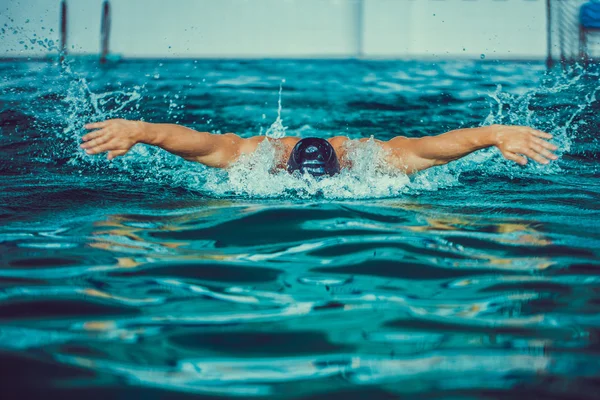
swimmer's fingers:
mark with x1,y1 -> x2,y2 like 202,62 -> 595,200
84,140 -> 118,155
84,121 -> 109,130
107,150 -> 128,161
504,152 -> 528,166
522,148 -> 550,165
82,128 -> 109,142
529,128 -> 553,140
531,143 -> 558,161
533,137 -> 558,151
81,132 -> 112,149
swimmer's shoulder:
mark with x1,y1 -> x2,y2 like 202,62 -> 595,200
238,135 -> 299,152
260,136 -> 301,169
327,136 -> 384,148
277,137 -> 301,147
328,136 -> 348,144
327,136 -> 351,150
229,135 -> 301,165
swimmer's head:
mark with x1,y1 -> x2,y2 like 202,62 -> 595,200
287,137 -> 340,178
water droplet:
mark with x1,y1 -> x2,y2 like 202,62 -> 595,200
463,48 -> 466,51
480,54 -> 486,60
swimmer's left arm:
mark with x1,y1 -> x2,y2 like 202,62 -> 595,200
383,125 -> 558,173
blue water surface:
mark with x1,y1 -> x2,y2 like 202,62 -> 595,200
0,58 -> 600,399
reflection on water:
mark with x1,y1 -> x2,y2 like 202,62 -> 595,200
2,196 -> 600,398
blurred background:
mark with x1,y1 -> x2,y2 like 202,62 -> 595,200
1,0 -> 551,59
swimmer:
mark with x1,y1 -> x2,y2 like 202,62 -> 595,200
81,119 -> 558,176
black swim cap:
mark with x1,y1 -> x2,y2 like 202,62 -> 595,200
287,138 -> 340,178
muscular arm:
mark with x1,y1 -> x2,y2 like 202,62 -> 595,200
380,125 -> 559,174
81,119 -> 266,167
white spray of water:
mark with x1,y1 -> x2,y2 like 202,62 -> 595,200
263,80 -> 288,139
475,66 -> 600,179
56,60 -> 200,187
61,71 -> 144,171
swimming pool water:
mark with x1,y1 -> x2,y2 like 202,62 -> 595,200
1,59 -> 600,399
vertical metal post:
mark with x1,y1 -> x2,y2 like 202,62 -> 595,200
579,25 -> 587,65
60,0 -> 67,61
100,0 -> 111,63
356,0 -> 364,58
546,0 -> 554,68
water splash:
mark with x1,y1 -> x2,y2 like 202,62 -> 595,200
263,80 -> 288,139
482,67 -> 598,156
52,60 -> 199,187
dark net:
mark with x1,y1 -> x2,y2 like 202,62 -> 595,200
548,0 -> 600,66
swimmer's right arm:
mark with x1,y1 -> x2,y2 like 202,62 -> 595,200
82,119 -> 265,167
381,125 -> 558,173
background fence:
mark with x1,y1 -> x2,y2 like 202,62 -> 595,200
547,0 -> 600,66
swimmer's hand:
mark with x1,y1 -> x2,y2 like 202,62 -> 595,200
81,119 -> 146,160
492,125 -> 558,165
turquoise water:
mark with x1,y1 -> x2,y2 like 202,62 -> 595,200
1,59 -> 600,399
